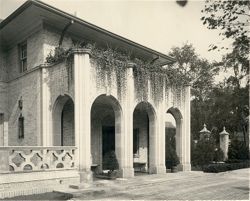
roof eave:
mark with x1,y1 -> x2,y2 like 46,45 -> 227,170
0,0 -> 176,63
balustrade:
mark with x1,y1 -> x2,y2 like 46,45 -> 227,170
0,146 -> 76,172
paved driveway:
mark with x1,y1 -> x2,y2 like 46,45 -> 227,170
70,168 -> 249,200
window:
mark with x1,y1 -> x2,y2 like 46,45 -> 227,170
133,128 -> 139,155
19,42 -> 27,72
18,114 -> 24,139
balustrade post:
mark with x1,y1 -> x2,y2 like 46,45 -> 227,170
0,149 -> 9,172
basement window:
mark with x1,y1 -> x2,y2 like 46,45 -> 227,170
19,42 -> 27,72
18,114 -> 24,139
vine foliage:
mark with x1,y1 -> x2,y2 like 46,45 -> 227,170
45,42 -> 189,103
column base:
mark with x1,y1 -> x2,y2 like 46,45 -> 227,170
79,170 -> 93,183
119,167 -> 134,178
148,165 -> 166,174
178,163 -> 191,171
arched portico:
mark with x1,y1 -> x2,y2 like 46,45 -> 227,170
133,101 -> 157,174
90,94 -> 123,172
166,107 -> 183,170
52,95 -> 75,146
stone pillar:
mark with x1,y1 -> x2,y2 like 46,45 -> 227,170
73,49 -> 92,183
154,102 -> 167,174
119,63 -> 135,178
0,149 -> 9,172
219,127 -> 229,161
41,66 -> 52,146
180,85 -> 191,171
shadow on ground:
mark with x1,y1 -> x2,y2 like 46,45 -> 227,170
2,191 -> 72,200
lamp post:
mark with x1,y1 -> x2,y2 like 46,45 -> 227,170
199,124 -> 211,141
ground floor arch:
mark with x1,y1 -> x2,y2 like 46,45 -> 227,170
133,102 -> 157,173
90,94 -> 122,171
166,107 -> 183,169
52,95 -> 75,146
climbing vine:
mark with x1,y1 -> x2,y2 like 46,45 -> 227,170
45,41 -> 189,103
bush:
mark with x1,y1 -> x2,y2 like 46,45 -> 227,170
203,161 -> 250,173
166,146 -> 180,169
214,148 -> 224,162
102,151 -> 119,171
165,131 -> 180,169
192,139 -> 215,166
228,138 -> 249,160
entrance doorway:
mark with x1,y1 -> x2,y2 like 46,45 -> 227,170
90,95 -> 122,171
102,126 -> 115,158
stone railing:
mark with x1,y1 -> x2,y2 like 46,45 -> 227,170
0,146 -> 76,173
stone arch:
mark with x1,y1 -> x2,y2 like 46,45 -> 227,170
52,95 -> 74,146
166,107 -> 183,167
133,101 -> 157,173
90,94 -> 123,170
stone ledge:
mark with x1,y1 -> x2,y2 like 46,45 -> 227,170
0,170 -> 80,199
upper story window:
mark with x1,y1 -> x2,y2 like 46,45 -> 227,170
19,42 -> 27,72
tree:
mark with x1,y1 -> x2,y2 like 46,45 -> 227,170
201,0 -> 249,84
168,44 -> 219,140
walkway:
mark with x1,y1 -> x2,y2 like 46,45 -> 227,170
68,168 -> 249,200
4,168 -> 250,200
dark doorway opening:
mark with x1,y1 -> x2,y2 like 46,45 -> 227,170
102,126 -> 115,169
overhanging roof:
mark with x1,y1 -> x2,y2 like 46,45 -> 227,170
0,0 -> 176,65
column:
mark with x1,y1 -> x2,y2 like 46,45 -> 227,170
219,127 -> 229,161
155,102 -> 167,174
41,66 -> 52,146
73,49 -> 92,182
120,63 -> 135,178
180,85 -> 191,171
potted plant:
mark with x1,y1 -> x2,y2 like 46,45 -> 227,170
97,151 -> 119,179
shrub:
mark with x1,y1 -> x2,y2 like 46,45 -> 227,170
165,131 -> 180,169
203,161 -> 250,173
192,139 -> 215,166
214,148 -> 224,162
228,138 -> 249,160
166,146 -> 180,169
102,151 -> 119,171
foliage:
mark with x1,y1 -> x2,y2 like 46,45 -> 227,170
192,138 -> 216,166
201,0 -> 250,84
201,0 -> 249,49
228,137 -> 249,161
46,47 -> 70,64
102,151 -> 119,171
165,128 -> 180,168
214,148 -> 224,162
203,161 -> 250,173
45,41 -> 190,103
168,43 -> 219,101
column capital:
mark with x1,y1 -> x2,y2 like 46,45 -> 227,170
127,62 -> 136,69
70,48 -> 92,56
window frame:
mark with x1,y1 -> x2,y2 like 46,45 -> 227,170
19,41 -> 27,73
18,114 -> 24,139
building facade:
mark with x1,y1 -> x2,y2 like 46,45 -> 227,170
0,0 -> 191,197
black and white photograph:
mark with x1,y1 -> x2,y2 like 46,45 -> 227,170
0,0 -> 249,200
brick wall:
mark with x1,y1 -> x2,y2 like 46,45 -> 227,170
7,29 -> 44,81
62,99 -> 74,146
7,70 -> 41,146
0,49 -> 7,82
